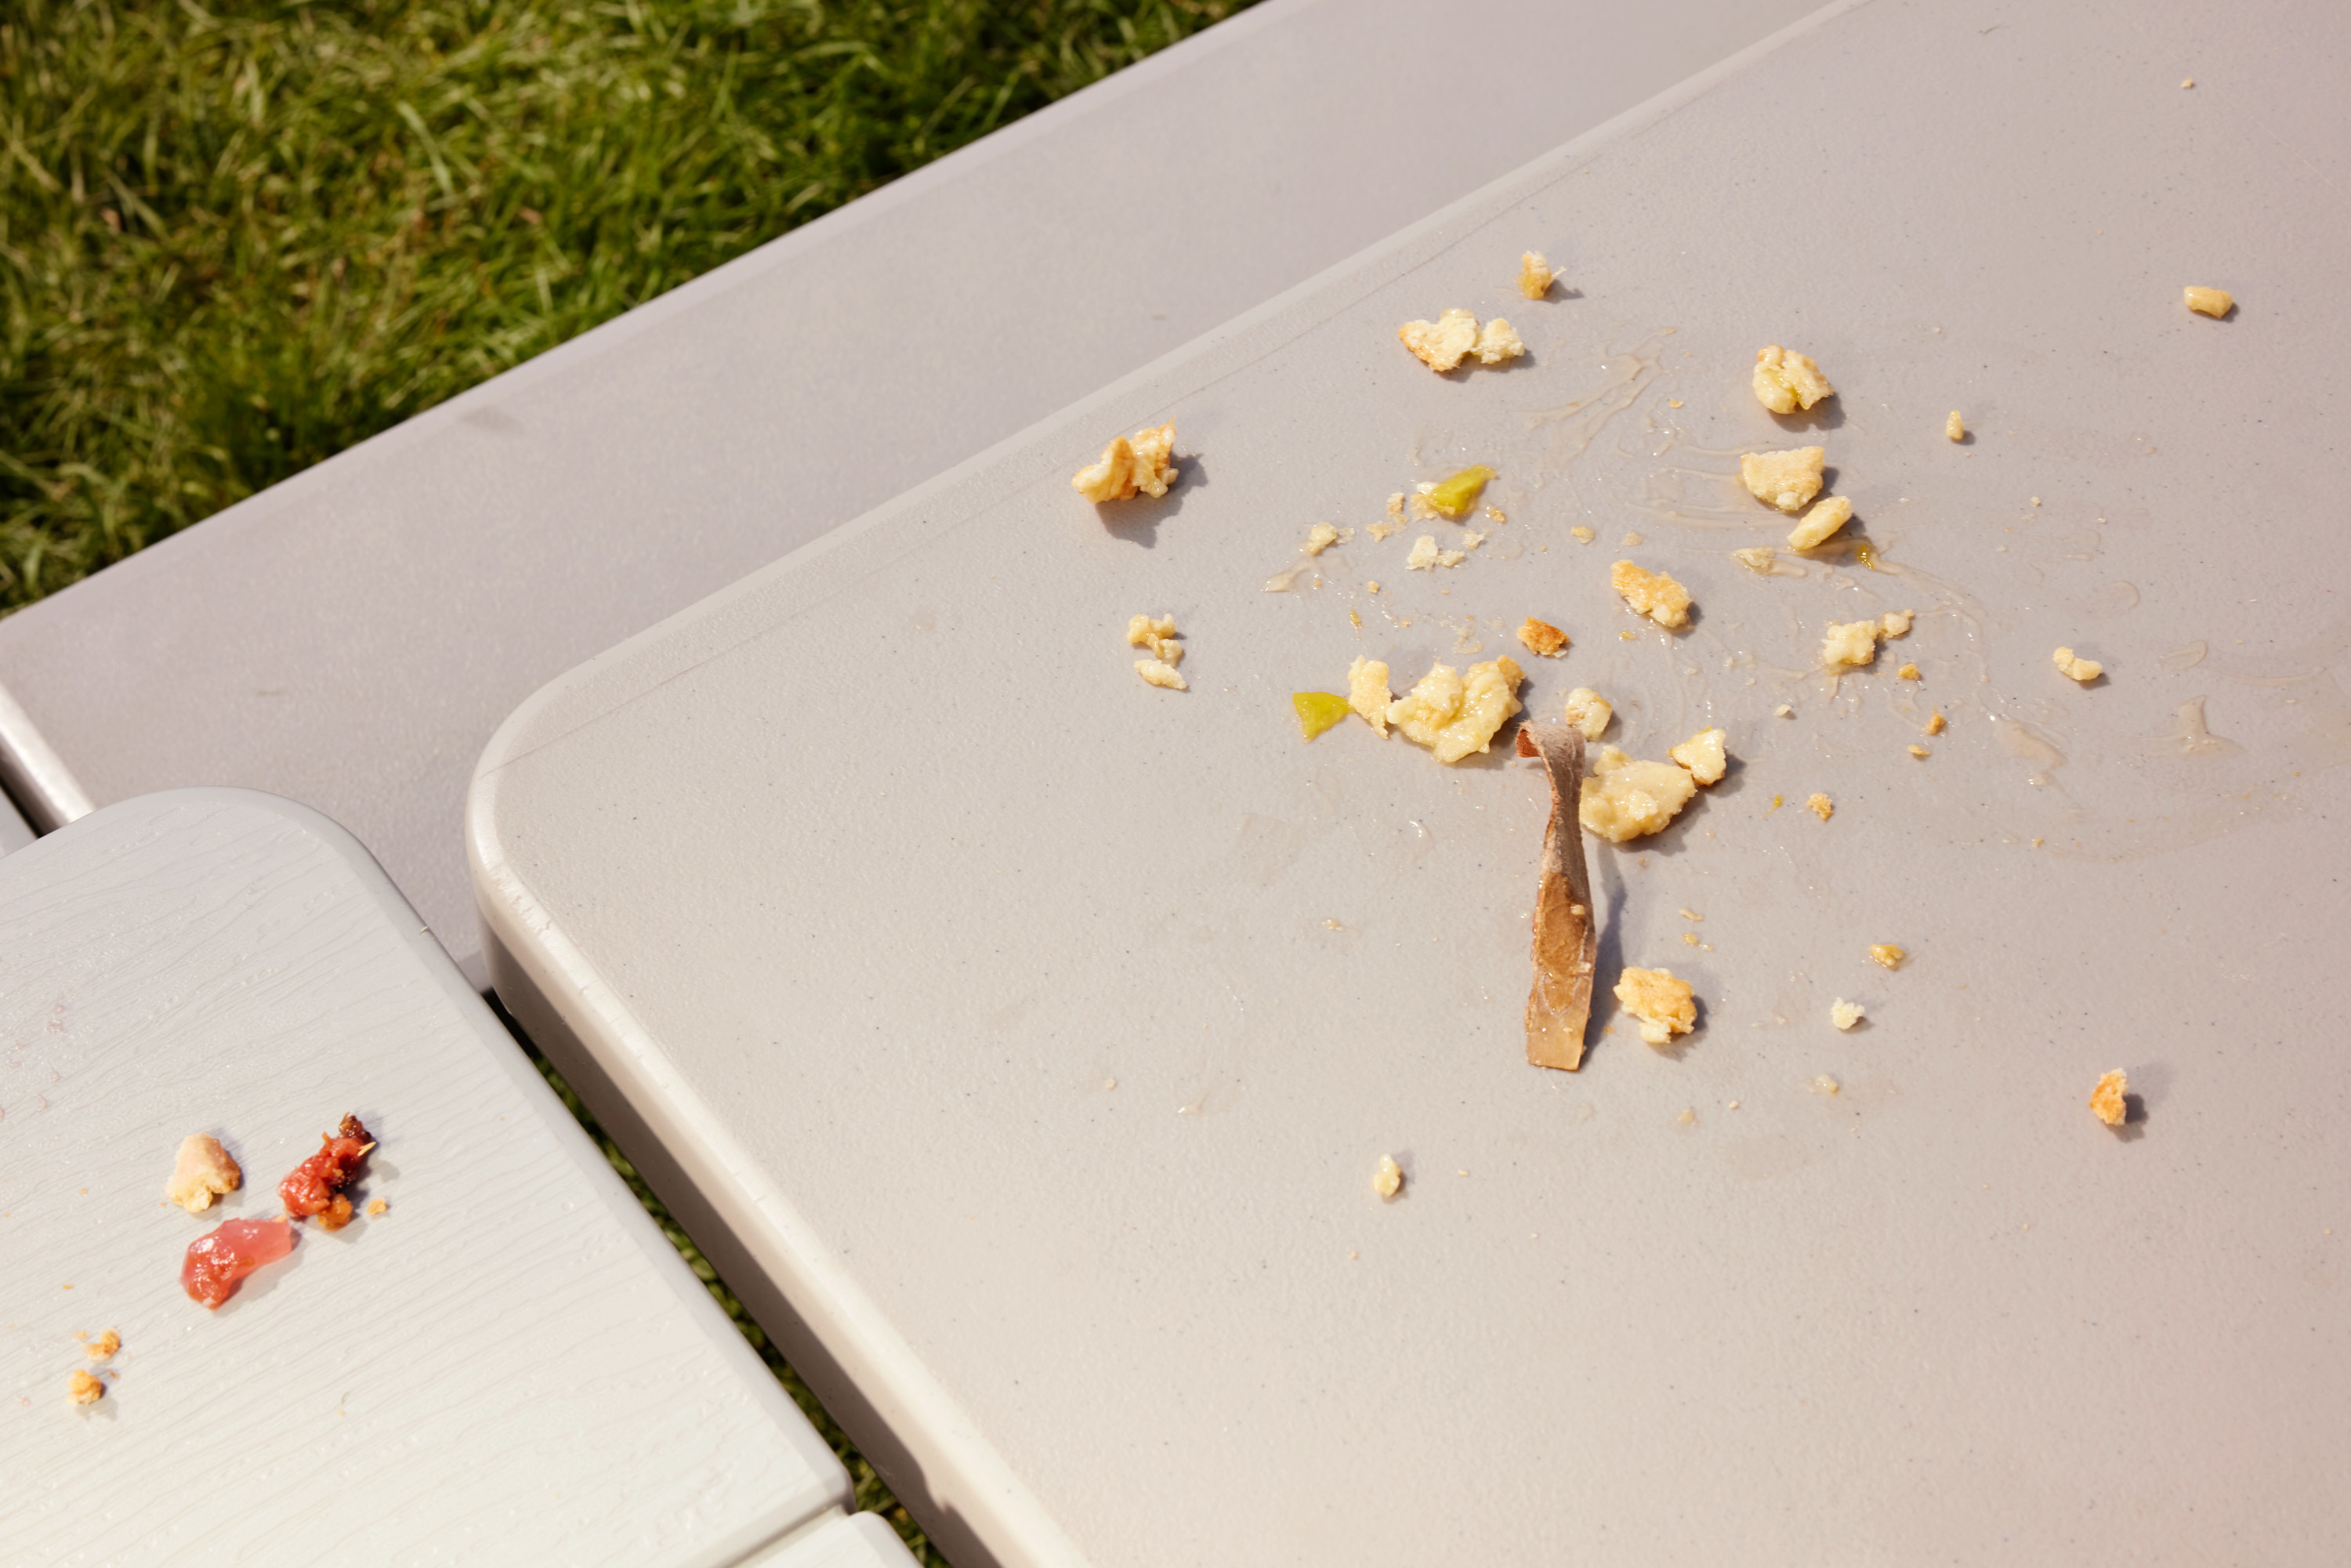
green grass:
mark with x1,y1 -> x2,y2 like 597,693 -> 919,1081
0,0 -> 1253,608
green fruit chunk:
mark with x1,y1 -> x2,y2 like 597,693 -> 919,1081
1291,691 -> 1353,740
1423,464 -> 1495,518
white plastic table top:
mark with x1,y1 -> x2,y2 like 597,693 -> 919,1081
470,1 -> 2351,1563
0,788 -> 875,1566
0,0 -> 1827,985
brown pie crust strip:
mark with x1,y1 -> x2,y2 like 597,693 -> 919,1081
1516,722 -> 1598,1070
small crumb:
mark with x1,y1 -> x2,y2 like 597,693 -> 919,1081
1812,1075 -> 1841,1095
1071,422 -> 1177,502
1880,610 -> 1914,638
1675,1108 -> 1697,1126
2032,836 -> 2045,847
1483,505 -> 1507,523
1773,704 -> 1794,718
1821,619 -> 1883,668
1786,494 -> 1853,550
1397,308 -> 1480,371
1621,531 -> 1644,547
1831,998 -> 1865,1030
1869,944 -> 1905,970
2089,1069 -> 2129,1127
1348,1250 -> 1359,1259
1135,658 -> 1186,690
365,1198 -> 388,1217
1349,608 -> 1363,629
2030,497 -> 2041,507
1741,446 -> 1826,513
1726,1100 -> 1741,1110
1610,560 -> 1693,628
1456,1168 -> 1469,1178
1474,318 -> 1526,365
1324,918 -> 1342,931
2184,284 -> 2233,317
1807,792 -> 1834,821
78,1330 -> 120,1362
1518,251 -> 1555,299
1668,726 -> 1728,785
1679,908 -> 1703,922
1897,662 -> 1921,681
2180,77 -> 2193,88
1461,530 -> 1487,550
1562,686 -> 1613,741
1926,710 -> 1947,734
1732,545 -> 1777,574
1946,411 -> 1965,441
1407,535 -> 1438,571
1125,613 -> 1182,664
1364,581 -> 1381,594
167,1134 -> 242,1214
1516,617 -> 1570,657
1347,656 -> 1393,736
67,1370 -> 103,1407
1303,523 -> 1341,556
1907,744 -> 1931,759
1751,346 -> 1835,413
1614,967 -> 1697,1047
1568,525 -> 1596,544
2052,646 -> 2103,683
1618,630 -> 1636,641
1668,398 -> 1684,409
1770,793 -> 1784,811
1372,1155 -> 1404,1199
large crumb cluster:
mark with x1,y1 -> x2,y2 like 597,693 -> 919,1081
1072,423 -> 1177,502
1387,657 -> 1523,763
1127,613 -> 1186,690
1614,967 -> 1697,1047
1398,309 -> 1525,372
1751,346 -> 1835,413
1741,446 -> 1825,513
1610,560 -> 1692,628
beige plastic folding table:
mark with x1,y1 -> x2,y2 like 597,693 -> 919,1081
0,789 -> 914,1568
472,1 -> 2351,1563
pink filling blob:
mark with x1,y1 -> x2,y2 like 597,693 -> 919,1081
182,1217 -> 295,1309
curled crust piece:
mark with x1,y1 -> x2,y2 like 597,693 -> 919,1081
1071,422 -> 1177,502
1516,722 -> 1599,1071
168,1134 -> 242,1213
1741,446 -> 1826,513
1614,967 -> 1697,1048
1752,346 -> 1835,412
1610,560 -> 1692,628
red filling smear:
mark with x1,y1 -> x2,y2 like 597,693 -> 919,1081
278,1114 -> 374,1231
182,1218 -> 295,1309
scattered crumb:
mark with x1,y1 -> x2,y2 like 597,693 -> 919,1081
2183,285 -> 2233,318
2030,497 -> 2041,507
1681,932 -> 1699,947
1741,446 -> 1826,513
1125,613 -> 1182,664
2180,77 -> 2193,88
1812,1074 -> 1841,1095
1675,1107 -> 1697,1126
1483,505 -> 1506,523
1679,908 -> 1703,922
1869,943 -> 1905,970
2032,836 -> 2045,847
1621,531 -> 1644,547
1517,617 -> 1570,657
1770,793 -> 1784,811
1732,545 -> 1777,574
1926,710 -> 1947,734
1518,251 -> 1554,299
1831,998 -> 1865,1030
1397,308 -> 1480,371
1773,704 -> 1794,718
1387,657 -> 1523,762
1580,746 -> 1698,841
1348,657 -> 1393,737
1668,726 -> 1728,785
365,1197 -> 388,1216
1806,792 -> 1834,821
1822,618 -> 1884,668
1407,535 -> 1437,570
1349,608 -> 1363,629
1908,744 -> 1931,759
1610,560 -> 1693,628
1304,523 -> 1342,556
1751,346 -> 1835,413
1614,967 -> 1697,1048
1135,659 -> 1186,691
2089,1069 -> 2129,1127
1365,581 -> 1382,594
1881,610 -> 1914,638
1461,530 -> 1487,549
1897,662 -> 1922,680
78,1330 -> 120,1362
1668,398 -> 1684,409
1475,317 -> 1526,365
1946,411 -> 1965,442
1568,526 -> 1596,545
67,1370 -> 103,1407
2053,646 -> 2103,683
167,1134 -> 242,1214
1071,422 -> 1177,502
1372,1155 -> 1404,1199
1786,494 -> 1853,550
1562,687 -> 1613,741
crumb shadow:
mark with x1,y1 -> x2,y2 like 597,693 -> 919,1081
2109,1095 -> 2148,1142
1770,403 -> 1845,434
1094,452 -> 1212,548
1582,852 -> 1632,1057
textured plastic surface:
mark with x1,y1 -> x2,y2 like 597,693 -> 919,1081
0,791 -> 846,1566
473,2 -> 2351,1564
0,0 -> 1826,980
752,1514 -> 923,1568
